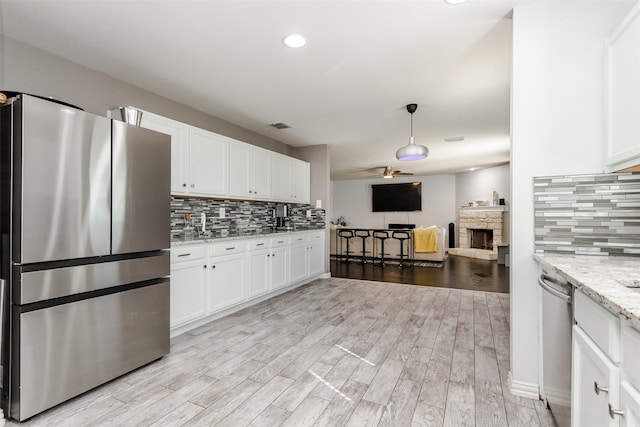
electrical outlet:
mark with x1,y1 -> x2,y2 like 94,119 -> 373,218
306,210 -> 312,218
220,207 -> 225,218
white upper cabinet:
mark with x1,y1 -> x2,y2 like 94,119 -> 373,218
606,2 -> 640,172
139,109 -> 309,203
291,158 -> 310,204
271,153 -> 310,204
139,111 -> 189,194
229,139 -> 272,200
188,128 -> 228,197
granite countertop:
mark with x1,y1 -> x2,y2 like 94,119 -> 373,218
171,227 -> 325,246
534,253 -> 640,330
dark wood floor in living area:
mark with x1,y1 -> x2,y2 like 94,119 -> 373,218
330,255 -> 510,294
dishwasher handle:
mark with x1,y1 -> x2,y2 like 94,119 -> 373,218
538,274 -> 572,304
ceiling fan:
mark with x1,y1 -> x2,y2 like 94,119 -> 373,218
367,166 -> 414,179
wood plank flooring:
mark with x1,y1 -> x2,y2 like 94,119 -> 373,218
14,278 -> 554,427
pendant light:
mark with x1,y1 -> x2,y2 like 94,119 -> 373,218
395,103 -> 429,161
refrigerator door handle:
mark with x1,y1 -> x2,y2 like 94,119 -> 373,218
538,274 -> 572,304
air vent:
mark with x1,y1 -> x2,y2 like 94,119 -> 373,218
269,122 -> 291,130
444,136 -> 465,142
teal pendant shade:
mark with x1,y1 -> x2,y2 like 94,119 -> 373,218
396,104 -> 428,161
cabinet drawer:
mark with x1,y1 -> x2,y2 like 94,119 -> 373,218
171,245 -> 206,263
210,241 -> 246,257
290,234 -> 308,244
270,236 -> 290,247
246,239 -> 269,251
309,231 -> 324,242
623,325 -> 640,386
574,289 -> 621,362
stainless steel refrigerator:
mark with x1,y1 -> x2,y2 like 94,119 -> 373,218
0,94 -> 171,421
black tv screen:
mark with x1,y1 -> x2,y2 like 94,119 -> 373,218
372,182 -> 422,212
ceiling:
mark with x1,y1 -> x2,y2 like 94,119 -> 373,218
0,0 -> 528,180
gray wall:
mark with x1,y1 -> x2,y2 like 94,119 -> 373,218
0,35 -> 290,154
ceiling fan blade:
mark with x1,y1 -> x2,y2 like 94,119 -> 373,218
394,172 -> 414,176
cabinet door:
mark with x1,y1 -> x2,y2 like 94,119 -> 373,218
210,254 -> 245,312
139,112 -> 190,194
620,381 -> 640,427
291,159 -> 310,203
229,140 -> 252,198
308,232 -> 325,277
252,148 -> 271,200
189,128 -> 228,197
270,245 -> 288,290
170,259 -> 207,328
573,325 -> 620,427
271,154 -> 290,201
289,242 -> 308,284
606,2 -> 640,172
247,248 -> 269,297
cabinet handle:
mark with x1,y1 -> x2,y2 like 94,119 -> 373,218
226,247 -> 236,251
594,382 -> 609,395
257,243 -> 264,246
212,265 -> 216,269
278,240 -> 284,244
203,265 -> 207,269
267,254 -> 270,257
178,253 -> 191,257
182,183 -> 187,187
191,184 -> 195,188
608,404 -> 624,419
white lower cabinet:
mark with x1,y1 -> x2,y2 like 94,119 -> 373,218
208,242 -> 246,311
573,325 -> 620,427
169,246 -> 207,328
308,231 -> 325,278
247,246 -> 270,298
572,289 -> 640,427
170,230 -> 325,334
270,237 -> 289,290
620,381 -> 640,427
289,234 -> 309,284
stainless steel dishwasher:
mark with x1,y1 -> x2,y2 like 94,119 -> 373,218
538,270 -> 573,427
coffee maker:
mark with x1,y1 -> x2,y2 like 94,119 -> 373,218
275,205 -> 292,230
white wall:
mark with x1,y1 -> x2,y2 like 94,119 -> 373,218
510,1 -> 633,397
456,164 -> 510,209
331,175 -> 457,232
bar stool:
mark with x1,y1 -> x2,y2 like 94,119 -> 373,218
392,230 -> 412,267
337,229 -> 355,262
373,230 -> 390,266
354,230 -> 371,264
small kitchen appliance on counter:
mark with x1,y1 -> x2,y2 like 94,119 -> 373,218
275,205 -> 294,230
0,94 -> 171,421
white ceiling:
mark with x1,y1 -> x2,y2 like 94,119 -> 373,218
0,0 -> 527,180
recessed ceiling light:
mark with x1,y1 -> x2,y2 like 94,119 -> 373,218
445,0 -> 467,4
283,34 -> 306,48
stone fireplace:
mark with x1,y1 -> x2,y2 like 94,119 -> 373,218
449,206 -> 508,260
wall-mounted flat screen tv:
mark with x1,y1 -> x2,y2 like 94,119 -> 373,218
372,182 -> 422,212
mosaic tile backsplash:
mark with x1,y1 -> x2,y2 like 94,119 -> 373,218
534,173 -> 640,256
171,197 -> 326,236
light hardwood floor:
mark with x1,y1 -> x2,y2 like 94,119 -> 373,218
15,278 -> 555,427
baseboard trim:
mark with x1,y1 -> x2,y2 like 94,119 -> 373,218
320,272 -> 331,279
509,372 -> 541,400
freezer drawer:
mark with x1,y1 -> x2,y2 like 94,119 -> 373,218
11,281 -> 169,421
112,120 -> 171,254
18,253 -> 169,304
